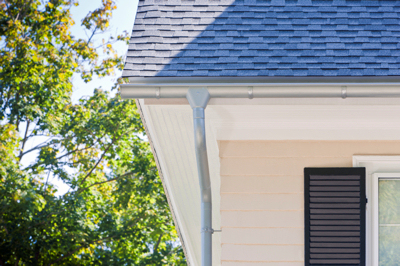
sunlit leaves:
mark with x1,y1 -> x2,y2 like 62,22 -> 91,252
0,0 -> 128,126
0,0 -> 185,265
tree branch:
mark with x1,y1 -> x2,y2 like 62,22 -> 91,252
153,233 -> 163,254
86,26 -> 98,45
19,120 -> 31,160
76,171 -> 136,195
79,131 -> 122,186
21,132 -> 93,160
55,145 -> 95,161
43,170 -> 51,192
20,138 -> 55,158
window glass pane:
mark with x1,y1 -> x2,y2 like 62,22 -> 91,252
379,179 -> 400,265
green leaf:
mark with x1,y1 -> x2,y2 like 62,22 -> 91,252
0,1 -> 185,265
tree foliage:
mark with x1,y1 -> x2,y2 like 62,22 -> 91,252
0,0 -> 185,265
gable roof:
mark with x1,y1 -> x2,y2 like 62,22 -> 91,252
122,0 -> 400,78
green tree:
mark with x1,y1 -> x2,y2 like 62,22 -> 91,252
0,0 -> 185,265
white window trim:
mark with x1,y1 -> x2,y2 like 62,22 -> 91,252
371,173 -> 400,266
353,156 -> 400,266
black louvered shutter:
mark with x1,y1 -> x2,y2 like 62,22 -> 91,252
304,168 -> 366,266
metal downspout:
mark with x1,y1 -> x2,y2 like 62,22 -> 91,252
186,88 -> 212,266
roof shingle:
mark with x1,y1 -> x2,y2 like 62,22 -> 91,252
123,0 -> 400,78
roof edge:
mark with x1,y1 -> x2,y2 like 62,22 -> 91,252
125,76 -> 400,84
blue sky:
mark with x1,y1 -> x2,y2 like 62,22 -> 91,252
70,0 -> 138,102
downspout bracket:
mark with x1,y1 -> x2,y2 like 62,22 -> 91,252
341,86 -> 347,99
201,227 -> 222,234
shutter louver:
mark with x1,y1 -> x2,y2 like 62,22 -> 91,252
304,168 -> 366,266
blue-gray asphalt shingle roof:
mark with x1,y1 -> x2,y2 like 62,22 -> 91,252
122,0 -> 400,78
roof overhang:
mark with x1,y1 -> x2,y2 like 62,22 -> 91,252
126,79 -> 400,266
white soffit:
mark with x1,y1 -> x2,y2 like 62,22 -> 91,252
138,99 -> 221,266
139,96 -> 400,266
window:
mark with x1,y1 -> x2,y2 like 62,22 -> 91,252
353,156 -> 400,266
303,158 -> 400,266
372,173 -> 400,266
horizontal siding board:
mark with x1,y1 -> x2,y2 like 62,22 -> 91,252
222,228 -> 303,245
219,141 -> 380,264
221,244 -> 303,262
219,140 -> 400,158
221,176 -> 303,193
221,194 -> 303,211
220,157 -> 351,176
221,211 -> 303,228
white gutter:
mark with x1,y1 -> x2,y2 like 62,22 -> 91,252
120,82 -> 400,266
120,83 -> 400,99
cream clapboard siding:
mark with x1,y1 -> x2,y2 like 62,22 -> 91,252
219,140 -> 400,265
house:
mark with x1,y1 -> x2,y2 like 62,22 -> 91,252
120,0 -> 400,265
